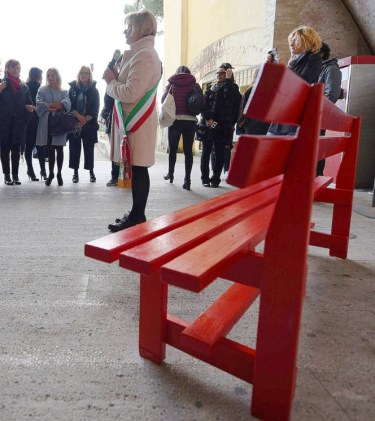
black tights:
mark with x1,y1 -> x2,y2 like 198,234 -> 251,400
129,165 -> 150,219
48,146 -> 64,175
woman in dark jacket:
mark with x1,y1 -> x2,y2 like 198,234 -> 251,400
161,66 -> 202,190
0,59 -> 34,185
25,67 -> 45,181
199,64 -> 240,187
268,26 -> 322,136
68,66 -> 100,183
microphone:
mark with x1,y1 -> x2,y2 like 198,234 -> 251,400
108,49 -> 121,70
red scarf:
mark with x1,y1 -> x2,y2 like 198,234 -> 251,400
7,74 -> 21,95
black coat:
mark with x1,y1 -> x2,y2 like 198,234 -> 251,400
201,79 -> 241,141
0,78 -> 33,146
26,80 -> 41,145
268,51 -> 322,135
67,81 -> 100,142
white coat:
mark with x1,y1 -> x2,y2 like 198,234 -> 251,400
106,35 -> 161,167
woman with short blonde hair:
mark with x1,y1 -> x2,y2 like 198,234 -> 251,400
124,9 -> 157,40
268,25 -> 322,136
288,26 -> 322,54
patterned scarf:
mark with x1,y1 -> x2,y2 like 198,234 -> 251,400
7,74 -> 21,94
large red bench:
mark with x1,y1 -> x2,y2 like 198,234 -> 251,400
85,63 -> 360,420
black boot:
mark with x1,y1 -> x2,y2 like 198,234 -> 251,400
45,173 -> 54,186
90,170 -> 96,183
163,172 -> 174,183
4,174 -> 13,185
27,169 -> 39,181
182,178 -> 191,190
40,169 -> 47,181
12,175 -> 21,185
72,170 -> 79,183
57,172 -> 63,186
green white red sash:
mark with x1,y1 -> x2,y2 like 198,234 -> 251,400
113,81 -> 159,187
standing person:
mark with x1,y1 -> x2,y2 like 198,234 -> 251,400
268,26 -> 322,136
103,9 -> 162,232
101,94 -> 119,187
200,63 -> 239,188
161,65 -> 201,190
68,66 -> 100,183
0,59 -> 34,185
317,42 -> 342,176
236,67 -> 270,136
35,68 -> 71,186
25,67 -> 46,181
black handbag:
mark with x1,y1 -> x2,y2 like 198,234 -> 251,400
48,111 -> 79,136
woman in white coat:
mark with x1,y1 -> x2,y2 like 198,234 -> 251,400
36,68 -> 71,186
103,9 -> 162,232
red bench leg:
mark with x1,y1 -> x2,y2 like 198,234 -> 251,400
139,273 -> 168,364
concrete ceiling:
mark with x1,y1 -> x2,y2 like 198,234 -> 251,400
342,0 -> 375,53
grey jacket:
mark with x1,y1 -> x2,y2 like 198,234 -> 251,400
318,58 -> 342,103
35,86 -> 71,146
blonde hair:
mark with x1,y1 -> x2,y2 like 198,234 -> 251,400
288,26 -> 322,53
5,59 -> 21,76
76,65 -> 93,86
125,9 -> 157,40
46,67 -> 62,89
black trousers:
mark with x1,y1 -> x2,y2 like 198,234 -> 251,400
111,161 -> 120,180
69,137 -> 95,171
200,135 -> 226,185
1,144 -> 20,176
167,120 -> 196,180
129,165 -> 150,219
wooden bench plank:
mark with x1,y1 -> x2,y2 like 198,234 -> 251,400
84,176 -> 283,263
181,284 -> 260,356
119,184 -> 281,275
166,315 -> 256,383
161,205 -> 275,292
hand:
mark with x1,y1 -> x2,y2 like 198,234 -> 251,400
103,68 -> 117,84
0,81 -> 6,92
76,114 -> 87,125
206,119 -> 214,128
49,102 -> 63,111
25,104 -> 35,112
225,69 -> 233,79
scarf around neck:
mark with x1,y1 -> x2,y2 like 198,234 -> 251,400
7,74 -> 21,95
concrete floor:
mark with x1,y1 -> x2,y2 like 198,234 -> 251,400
0,146 -> 374,421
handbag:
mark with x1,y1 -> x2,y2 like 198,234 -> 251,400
48,110 -> 79,136
186,85 -> 205,115
159,86 -> 176,128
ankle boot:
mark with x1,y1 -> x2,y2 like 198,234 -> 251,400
12,175 -> 21,185
4,174 -> 13,185
163,172 -> 174,183
45,173 -> 54,186
57,172 -> 63,186
40,169 -> 47,181
72,170 -> 79,183
27,169 -> 39,181
90,170 -> 96,183
182,178 -> 191,190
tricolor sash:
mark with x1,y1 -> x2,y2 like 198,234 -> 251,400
113,81 -> 159,188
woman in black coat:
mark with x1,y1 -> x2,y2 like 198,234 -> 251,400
25,67 -> 45,181
268,26 -> 322,136
67,66 -> 100,183
0,59 -> 34,185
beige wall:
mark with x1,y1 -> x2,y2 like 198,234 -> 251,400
164,0 -> 266,85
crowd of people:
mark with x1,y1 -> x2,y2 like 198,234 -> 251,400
0,8 -> 342,232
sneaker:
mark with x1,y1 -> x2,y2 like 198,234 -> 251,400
106,178 -> 118,187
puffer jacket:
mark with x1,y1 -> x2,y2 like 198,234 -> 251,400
161,73 -> 197,116
318,58 -> 342,103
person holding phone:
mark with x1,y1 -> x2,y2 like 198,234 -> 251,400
200,63 -> 241,187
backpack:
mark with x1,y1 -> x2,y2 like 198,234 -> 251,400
186,85 -> 205,115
